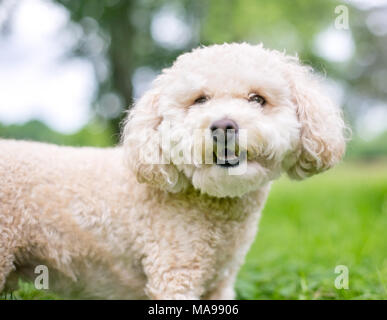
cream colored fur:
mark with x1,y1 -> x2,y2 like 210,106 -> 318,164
0,43 -> 346,299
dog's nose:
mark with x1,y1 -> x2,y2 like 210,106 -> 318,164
210,118 -> 239,142
210,119 -> 239,133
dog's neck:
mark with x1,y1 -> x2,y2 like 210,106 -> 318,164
146,183 -> 271,222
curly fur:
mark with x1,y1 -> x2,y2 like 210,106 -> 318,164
0,43 -> 347,299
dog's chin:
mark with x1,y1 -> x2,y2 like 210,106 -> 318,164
190,161 -> 270,198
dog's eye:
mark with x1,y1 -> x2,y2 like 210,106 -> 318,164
194,95 -> 209,104
248,93 -> 266,106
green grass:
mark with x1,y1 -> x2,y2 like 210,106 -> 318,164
236,160 -> 387,300
2,161 -> 386,300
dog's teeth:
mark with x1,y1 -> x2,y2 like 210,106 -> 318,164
216,156 -> 239,162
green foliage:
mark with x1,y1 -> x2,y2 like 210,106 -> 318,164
0,120 -> 116,147
346,132 -> 387,159
202,0 -> 337,50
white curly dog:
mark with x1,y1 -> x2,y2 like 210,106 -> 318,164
0,43 -> 346,299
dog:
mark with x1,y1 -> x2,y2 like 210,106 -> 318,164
0,43 -> 346,299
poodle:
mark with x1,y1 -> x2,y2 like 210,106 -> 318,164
0,43 -> 347,299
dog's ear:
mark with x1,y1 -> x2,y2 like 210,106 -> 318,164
285,60 -> 348,180
121,87 -> 187,192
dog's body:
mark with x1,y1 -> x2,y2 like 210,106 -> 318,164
0,43 -> 346,299
0,140 -> 268,299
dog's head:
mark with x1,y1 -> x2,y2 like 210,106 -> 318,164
122,43 -> 347,197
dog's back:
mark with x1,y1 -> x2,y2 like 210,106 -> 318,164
0,139 -> 148,298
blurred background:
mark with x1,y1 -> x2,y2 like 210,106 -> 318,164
0,0 -> 386,299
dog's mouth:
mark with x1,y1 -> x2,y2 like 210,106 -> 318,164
213,147 -> 245,168
214,151 -> 239,168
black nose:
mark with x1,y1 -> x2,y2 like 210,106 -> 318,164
210,118 -> 239,133
210,118 -> 239,142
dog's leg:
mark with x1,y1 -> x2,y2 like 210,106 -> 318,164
202,266 -> 239,300
142,253 -> 209,300
0,209 -> 22,293
144,267 -> 203,300
204,275 -> 237,300
0,232 -> 16,293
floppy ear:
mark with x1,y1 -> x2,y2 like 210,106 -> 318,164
285,61 -> 348,180
121,87 -> 187,192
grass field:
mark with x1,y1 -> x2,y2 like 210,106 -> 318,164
237,160 -> 387,300
2,161 -> 387,300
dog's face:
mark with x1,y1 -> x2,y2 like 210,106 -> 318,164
123,43 -> 346,197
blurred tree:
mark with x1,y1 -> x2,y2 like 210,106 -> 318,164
202,0 -> 387,126
51,0 -> 336,138
201,0 -> 339,68
53,0 -> 203,140
1,0 -> 387,144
